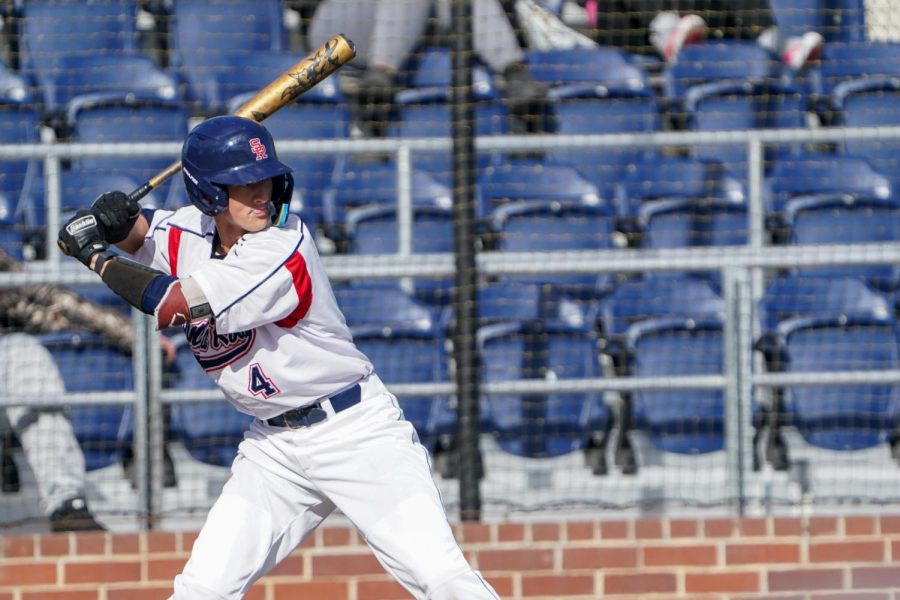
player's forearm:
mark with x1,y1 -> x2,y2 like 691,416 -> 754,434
114,213 -> 150,254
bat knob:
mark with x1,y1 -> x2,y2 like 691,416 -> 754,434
57,239 -> 71,256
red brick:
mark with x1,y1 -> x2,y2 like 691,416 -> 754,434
522,574 -> 595,596
773,517 -> 804,536
108,587 -> 176,600
768,568 -> 844,591
892,540 -> 900,562
484,575 -> 514,597
498,523 -> 525,542
670,519 -> 698,538
738,518 -> 768,536
600,520 -> 629,539
880,516 -> 900,534
268,555 -> 304,577
532,522 -> 560,542
457,522 -> 491,544
809,517 -> 839,536
21,592 -> 96,600
844,516 -> 876,536
566,521 -> 596,541
685,571 -> 759,593
563,546 -> 638,569
726,543 -> 801,565
145,531 -> 177,553
705,518 -> 735,538
604,572 -> 677,595
272,581 -> 349,599
312,553 -> 383,577
181,531 -> 200,552
478,549 -> 554,571
147,557 -> 184,581
644,544 -> 717,567
2,535 -> 35,558
40,534 -> 71,557
634,518 -> 664,539
810,541 -> 884,563
734,595 -> 804,600
810,594 -> 892,600
853,566 -> 900,589
74,532 -> 105,556
111,534 -> 140,555
321,526 -> 352,547
357,578 -> 409,600
64,560 -> 141,584
0,562 -> 57,586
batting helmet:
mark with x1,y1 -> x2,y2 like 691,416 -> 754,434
181,116 -> 294,225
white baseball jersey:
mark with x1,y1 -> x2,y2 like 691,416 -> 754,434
133,206 -> 373,420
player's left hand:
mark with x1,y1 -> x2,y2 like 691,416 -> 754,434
57,210 -> 109,268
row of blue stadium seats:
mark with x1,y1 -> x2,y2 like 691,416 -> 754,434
32,269 -> 900,473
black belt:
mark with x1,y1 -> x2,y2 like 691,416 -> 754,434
264,383 -> 362,428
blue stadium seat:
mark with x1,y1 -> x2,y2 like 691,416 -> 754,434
226,78 -> 351,228
773,314 -> 900,451
595,275 -> 724,370
613,154 -> 744,226
38,52 -> 179,118
166,336 -> 250,468
332,280 -> 439,332
322,160 -> 451,237
18,0 -> 142,109
784,193 -> 900,291
544,67 -> 661,200
35,331 -> 133,471
346,204 -> 454,305
834,84 -> 900,195
60,172 -> 162,219
477,156 -> 601,221
63,94 -> 188,213
406,44 -> 496,93
487,199 -> 618,297
389,86 -> 508,184
351,325 -> 455,453
813,41 -> 900,102
623,317 -> 725,454
477,320 -> 610,458
763,153 -> 892,234
665,42 -> 807,180
168,0 -> 288,113
526,46 -> 649,89
0,69 -> 42,237
769,0 -> 866,42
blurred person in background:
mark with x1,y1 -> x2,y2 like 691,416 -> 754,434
564,0 -> 824,69
306,0 -> 548,134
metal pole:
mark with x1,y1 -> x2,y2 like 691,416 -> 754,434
450,0 -> 482,521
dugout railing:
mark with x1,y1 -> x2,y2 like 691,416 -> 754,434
1,125 -> 899,526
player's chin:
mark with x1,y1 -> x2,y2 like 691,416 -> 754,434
242,213 -> 272,233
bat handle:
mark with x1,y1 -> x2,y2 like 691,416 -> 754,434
127,159 -> 183,203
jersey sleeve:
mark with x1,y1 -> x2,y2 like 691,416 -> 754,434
132,209 -> 177,274
189,224 -> 313,334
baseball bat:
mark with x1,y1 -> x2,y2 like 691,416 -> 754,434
126,33 -> 357,203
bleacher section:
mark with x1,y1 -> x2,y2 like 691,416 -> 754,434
0,0 -> 899,529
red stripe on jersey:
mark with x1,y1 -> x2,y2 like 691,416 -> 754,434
168,227 -> 183,277
274,251 -> 313,328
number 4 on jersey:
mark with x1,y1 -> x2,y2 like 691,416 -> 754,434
248,363 -> 280,398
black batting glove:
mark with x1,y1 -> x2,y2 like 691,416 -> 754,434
91,190 -> 140,243
57,210 -> 109,268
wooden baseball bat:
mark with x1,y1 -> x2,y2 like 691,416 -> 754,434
126,33 -> 357,203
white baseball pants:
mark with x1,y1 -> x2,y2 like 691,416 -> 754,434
171,373 -> 499,599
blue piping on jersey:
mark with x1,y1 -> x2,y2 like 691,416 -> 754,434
215,230 -> 305,317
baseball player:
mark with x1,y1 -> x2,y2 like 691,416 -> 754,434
57,115 -> 500,600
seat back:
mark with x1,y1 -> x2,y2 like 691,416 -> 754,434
777,315 -> 900,450
770,0 -> 866,42
478,321 -> 609,457
625,317 -> 725,454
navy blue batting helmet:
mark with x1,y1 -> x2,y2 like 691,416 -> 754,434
181,116 -> 294,224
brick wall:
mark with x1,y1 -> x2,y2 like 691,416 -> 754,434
0,514 -> 899,599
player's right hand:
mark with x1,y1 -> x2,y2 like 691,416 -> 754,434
57,210 -> 109,268
91,190 -> 140,243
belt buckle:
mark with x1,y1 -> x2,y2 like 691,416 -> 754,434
284,406 -> 327,428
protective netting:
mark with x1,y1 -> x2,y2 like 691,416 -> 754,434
0,0 -> 898,530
